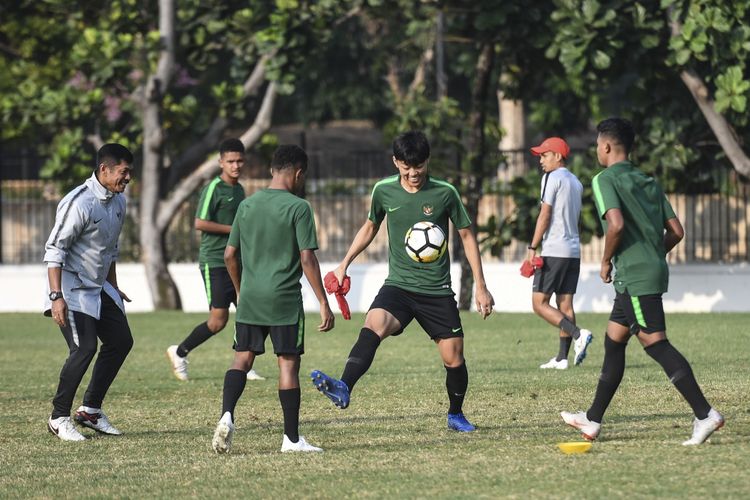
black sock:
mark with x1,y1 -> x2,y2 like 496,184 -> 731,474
587,335 -> 627,423
177,322 -> 213,357
558,317 -> 580,340
341,328 -> 381,391
445,361 -> 468,415
279,388 -> 301,442
556,336 -> 573,361
221,369 -> 247,420
644,340 -> 711,419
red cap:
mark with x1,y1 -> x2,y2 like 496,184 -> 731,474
530,137 -> 570,159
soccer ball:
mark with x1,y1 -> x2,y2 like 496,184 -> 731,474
404,221 -> 447,263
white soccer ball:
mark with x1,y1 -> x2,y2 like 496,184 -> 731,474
404,221 -> 447,263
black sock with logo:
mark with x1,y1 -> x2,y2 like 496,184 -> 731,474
341,328 -> 381,390
558,317 -> 580,340
645,340 -> 711,419
178,322 -> 213,357
279,388 -> 301,442
445,361 -> 468,415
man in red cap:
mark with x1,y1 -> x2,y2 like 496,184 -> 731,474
527,137 -> 592,369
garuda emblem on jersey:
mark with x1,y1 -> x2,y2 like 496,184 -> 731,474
422,204 -> 434,216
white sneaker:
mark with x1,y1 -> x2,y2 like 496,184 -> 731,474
246,369 -> 265,381
74,406 -> 122,435
540,357 -> 568,370
561,411 -> 601,441
682,408 -> 724,446
281,435 -> 323,453
573,329 -> 593,366
212,411 -> 235,454
48,416 -> 86,441
166,345 -> 189,381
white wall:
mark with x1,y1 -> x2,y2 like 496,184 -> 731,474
1,262 -> 748,314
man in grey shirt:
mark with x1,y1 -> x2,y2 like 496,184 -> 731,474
44,143 -> 134,441
527,137 -> 592,369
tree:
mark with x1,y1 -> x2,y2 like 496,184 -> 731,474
1,0 -> 351,308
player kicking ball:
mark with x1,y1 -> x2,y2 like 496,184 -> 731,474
311,130 -> 494,433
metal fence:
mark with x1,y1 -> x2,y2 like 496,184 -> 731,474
2,149 -> 748,265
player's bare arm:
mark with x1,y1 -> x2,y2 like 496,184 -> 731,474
334,219 -> 380,285
106,261 -> 131,302
195,218 -> 232,234
600,208 -> 624,283
664,217 -> 685,253
458,227 -> 495,319
528,202 -> 552,263
224,244 -> 241,296
301,249 -> 335,332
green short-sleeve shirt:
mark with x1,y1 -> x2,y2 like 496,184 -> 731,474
228,188 -> 318,325
369,175 -> 471,296
195,177 -> 245,267
592,161 -> 676,296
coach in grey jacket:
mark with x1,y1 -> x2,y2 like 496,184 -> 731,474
44,143 -> 134,441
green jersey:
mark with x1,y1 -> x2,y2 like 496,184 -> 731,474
228,188 -> 319,325
369,175 -> 471,296
195,177 -> 245,267
592,161 -> 676,296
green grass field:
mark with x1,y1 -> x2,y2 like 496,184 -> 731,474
1,311 -> 748,498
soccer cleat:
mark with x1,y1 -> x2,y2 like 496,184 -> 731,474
48,416 -> 86,441
447,412 -> 476,432
74,406 -> 122,435
561,410 -> 601,441
573,329 -> 593,366
212,411 -> 235,454
246,369 -> 265,381
682,408 -> 724,446
540,357 -> 569,370
281,435 -> 323,453
310,370 -> 350,409
166,345 -> 189,381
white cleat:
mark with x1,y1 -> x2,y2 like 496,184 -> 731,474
540,357 -> 569,370
281,435 -> 323,453
48,416 -> 86,441
74,406 -> 122,435
166,345 -> 189,381
212,411 -> 235,454
246,369 -> 266,381
682,408 -> 725,446
573,329 -> 593,366
561,410 -> 601,441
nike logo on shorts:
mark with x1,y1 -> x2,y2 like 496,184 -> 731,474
452,327 -> 462,333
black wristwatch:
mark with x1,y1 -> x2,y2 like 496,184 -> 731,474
527,245 -> 537,250
49,291 -> 64,301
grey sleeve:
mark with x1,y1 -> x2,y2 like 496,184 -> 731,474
43,196 -> 87,266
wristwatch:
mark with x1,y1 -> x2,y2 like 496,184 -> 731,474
527,245 -> 537,250
49,291 -> 64,301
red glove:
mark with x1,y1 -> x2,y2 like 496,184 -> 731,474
324,271 -> 352,320
520,257 -> 544,278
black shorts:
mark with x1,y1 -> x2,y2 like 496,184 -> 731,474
369,285 -> 463,339
609,291 -> 666,334
200,265 -> 236,309
532,257 -> 580,295
233,318 -> 305,356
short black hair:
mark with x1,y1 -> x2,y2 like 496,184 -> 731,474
393,130 -> 430,166
271,144 -> 308,172
97,143 -> 133,169
219,138 -> 245,156
597,118 -> 635,153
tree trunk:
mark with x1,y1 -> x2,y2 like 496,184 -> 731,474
139,0 -> 180,309
458,42 -> 494,310
497,72 -> 527,181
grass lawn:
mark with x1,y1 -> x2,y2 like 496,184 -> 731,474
1,311 -> 748,498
